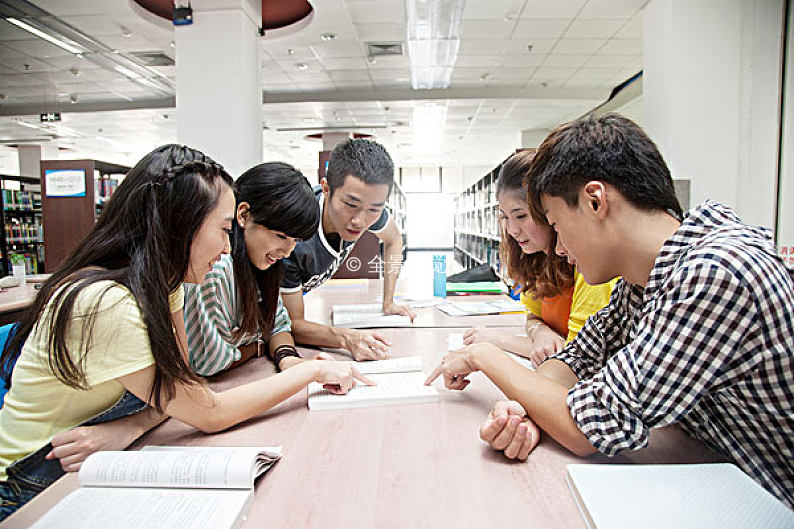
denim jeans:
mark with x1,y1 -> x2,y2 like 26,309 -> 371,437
0,390 -> 148,521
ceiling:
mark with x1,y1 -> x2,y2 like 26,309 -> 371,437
0,0 -> 646,180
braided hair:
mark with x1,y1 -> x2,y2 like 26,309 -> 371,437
1,145 -> 233,411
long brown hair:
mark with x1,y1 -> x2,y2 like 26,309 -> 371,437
1,145 -> 233,411
497,150 -> 573,299
231,163 -> 319,339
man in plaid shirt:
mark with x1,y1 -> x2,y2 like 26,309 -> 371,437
426,113 -> 794,507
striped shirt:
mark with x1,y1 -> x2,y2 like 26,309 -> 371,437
551,201 -> 794,507
183,254 -> 291,376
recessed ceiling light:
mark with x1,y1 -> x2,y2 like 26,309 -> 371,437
69,94 -> 78,104
287,48 -> 295,55
69,68 -> 80,77
320,33 -> 337,41
295,62 -> 308,70
479,73 -> 490,81
120,26 -> 133,38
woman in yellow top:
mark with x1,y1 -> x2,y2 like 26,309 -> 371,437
0,145 -> 371,521
464,150 -> 616,366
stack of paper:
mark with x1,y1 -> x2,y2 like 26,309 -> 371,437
566,463 -> 794,529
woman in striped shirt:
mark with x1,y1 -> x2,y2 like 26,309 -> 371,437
184,162 -> 330,376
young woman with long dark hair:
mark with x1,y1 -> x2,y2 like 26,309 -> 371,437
183,162 -> 328,375
0,146 -> 369,521
463,150 -> 616,366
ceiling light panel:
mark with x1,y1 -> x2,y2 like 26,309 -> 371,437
404,0 -> 464,89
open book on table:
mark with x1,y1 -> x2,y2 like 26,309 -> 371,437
331,303 -> 413,328
28,445 -> 282,529
308,355 -> 438,410
566,463 -> 794,529
437,299 -> 524,317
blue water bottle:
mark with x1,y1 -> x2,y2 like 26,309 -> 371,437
433,255 -> 446,298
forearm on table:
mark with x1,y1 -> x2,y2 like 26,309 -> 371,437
268,331 -> 303,370
495,334 -> 535,356
470,348 -> 595,456
117,406 -> 168,446
290,317 -> 348,349
160,362 -> 320,434
381,241 -> 402,305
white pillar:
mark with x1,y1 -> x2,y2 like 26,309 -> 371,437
777,3 -> 794,245
175,0 -> 262,179
17,145 -> 41,178
322,132 -> 352,151
643,0 -> 784,228
521,128 -> 550,149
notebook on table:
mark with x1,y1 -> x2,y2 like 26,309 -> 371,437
565,463 -> 794,529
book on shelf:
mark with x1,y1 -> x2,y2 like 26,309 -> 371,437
28,445 -> 282,529
565,463 -> 794,529
308,355 -> 438,411
437,299 -> 524,317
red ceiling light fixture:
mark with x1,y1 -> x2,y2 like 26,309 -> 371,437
132,0 -> 313,31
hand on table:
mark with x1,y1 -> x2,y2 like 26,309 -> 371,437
463,327 -> 504,347
383,302 -> 417,322
343,329 -> 391,361
310,360 -> 375,394
424,343 -> 488,390
529,326 -> 565,366
479,400 -> 540,461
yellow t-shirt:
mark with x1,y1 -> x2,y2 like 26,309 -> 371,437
0,281 -> 184,480
520,271 -> 616,342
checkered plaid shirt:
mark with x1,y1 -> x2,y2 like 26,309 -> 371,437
551,201 -> 794,507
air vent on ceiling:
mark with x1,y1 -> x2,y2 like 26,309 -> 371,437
130,51 -> 175,66
366,42 -> 403,57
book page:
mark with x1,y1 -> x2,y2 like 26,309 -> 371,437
78,447 -> 276,489
332,303 -> 383,315
29,487 -> 252,529
140,446 -> 282,481
308,371 -> 439,410
332,313 -> 413,328
355,356 -> 423,375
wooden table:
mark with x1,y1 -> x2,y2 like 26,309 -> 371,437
2,280 -> 722,529
0,274 -> 49,326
